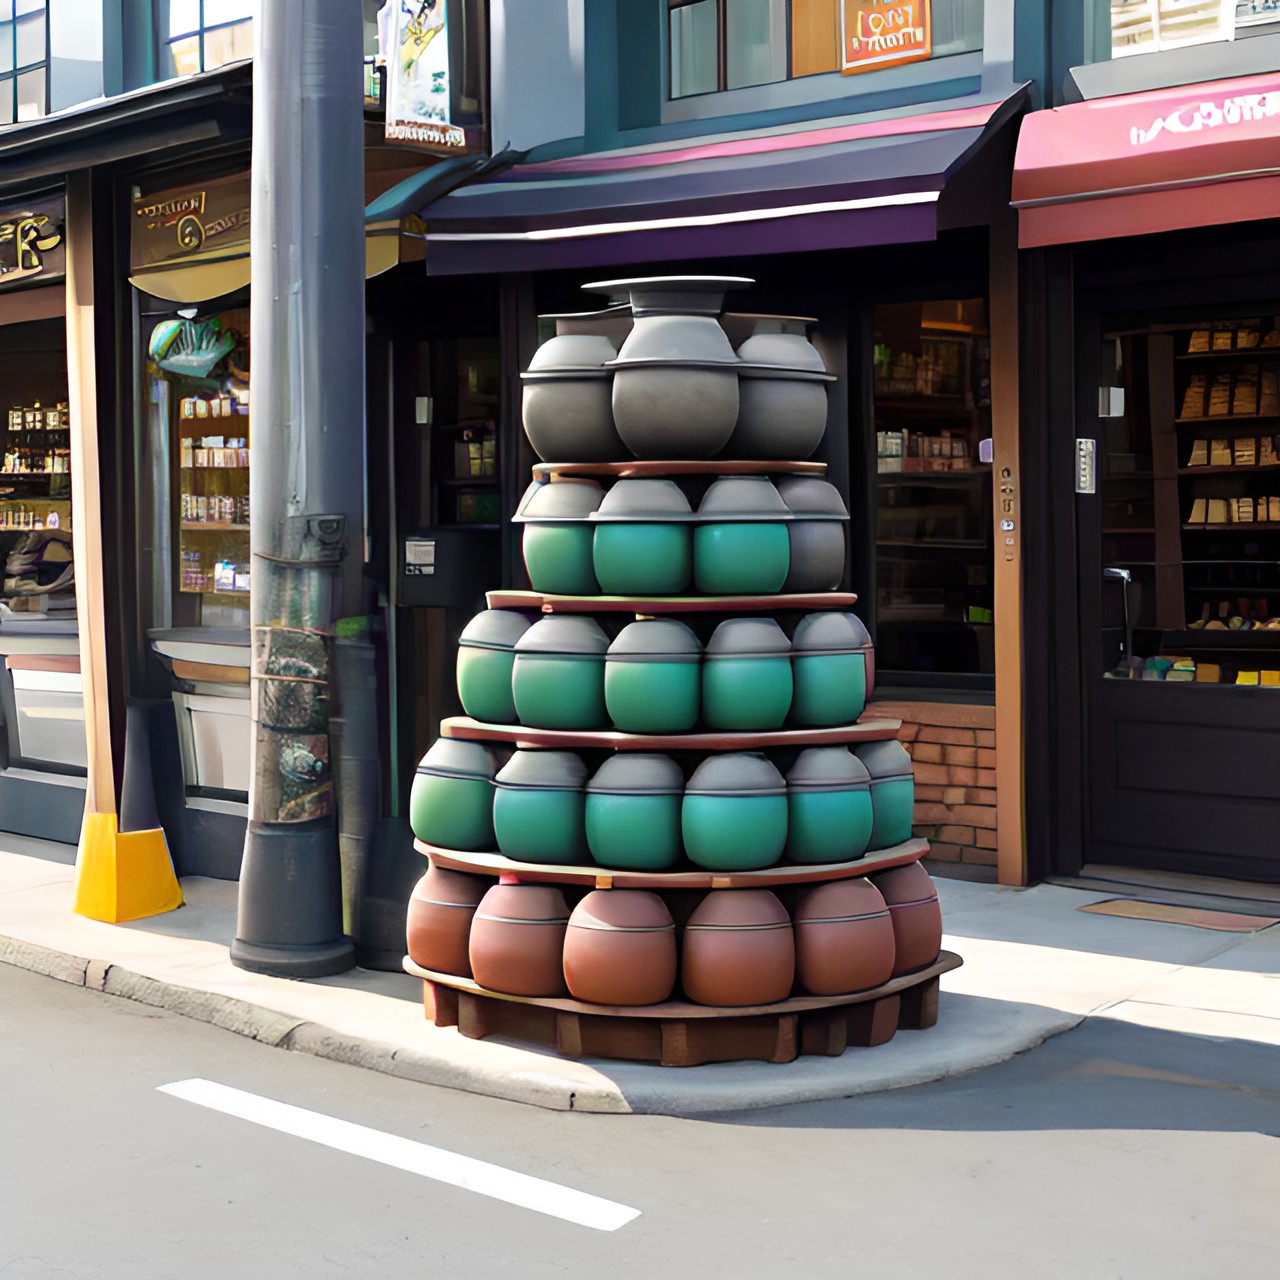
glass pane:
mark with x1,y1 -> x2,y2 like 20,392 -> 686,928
0,4 -> 12,23
202,18 -> 252,70
15,62 -> 42,117
873,300 -> 994,677
0,78 -> 12,123
669,0 -> 717,98
932,0 -> 985,57
203,0 -> 254,24
15,0 -> 42,14
164,33 -> 200,76
166,0 -> 200,38
726,0 -> 786,90
15,11 -> 42,66
49,0 -> 103,111
0,22 -> 13,73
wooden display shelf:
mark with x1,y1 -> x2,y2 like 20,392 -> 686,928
1183,522 -> 1280,532
1175,416 -> 1280,429
486,589 -> 859,614
1177,348 -> 1280,361
1161,629 -> 1280,649
439,714 -> 901,751
1179,463 -> 1280,475
415,835 -> 930,890
180,521 -> 250,531
531,459 -> 827,481
405,951 -> 962,1065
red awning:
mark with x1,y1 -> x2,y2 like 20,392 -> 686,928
1012,73 -> 1280,249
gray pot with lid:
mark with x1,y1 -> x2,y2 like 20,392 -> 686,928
516,478 -> 604,596
521,333 -> 624,462
584,275 -> 753,317
776,476 -> 849,592
696,476 -> 792,521
585,752 -> 686,871
789,611 -> 872,727
456,609 -> 536,724
705,616 -> 791,657
592,478 -> 695,521
586,752 -> 685,795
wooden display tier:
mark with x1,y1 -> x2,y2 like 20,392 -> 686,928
487,589 -> 859,614
440,715 -> 900,751
404,952 -> 961,1066
416,835 -> 929,890
532,459 -> 826,481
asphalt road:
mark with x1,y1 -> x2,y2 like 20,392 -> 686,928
3,962 -> 1278,1280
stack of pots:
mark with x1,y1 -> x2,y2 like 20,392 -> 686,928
405,274 -> 936,1029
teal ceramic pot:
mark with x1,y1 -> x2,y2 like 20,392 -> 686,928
681,753 -> 788,871
408,739 -> 496,852
854,739 -> 916,851
775,477 -> 849,593
455,609 -> 535,724
702,617 -> 793,731
693,476 -> 791,595
585,753 -> 685,870
785,747 -> 873,863
605,619 -> 701,733
788,612 -> 872,727
591,479 -> 694,595
511,616 -> 609,729
492,750 -> 588,864
515,477 -> 604,596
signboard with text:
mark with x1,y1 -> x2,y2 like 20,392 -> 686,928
841,0 -> 932,75
0,198 -> 65,289
384,0 -> 469,152
131,172 -> 251,273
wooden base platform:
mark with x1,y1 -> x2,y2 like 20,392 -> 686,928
486,590 -> 859,615
532,460 -> 827,481
405,952 -> 961,1067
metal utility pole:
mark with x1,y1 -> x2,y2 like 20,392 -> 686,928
232,0 -> 365,976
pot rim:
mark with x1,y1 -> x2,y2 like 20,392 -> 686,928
473,911 -> 571,925
415,764 -> 493,782
788,779 -> 871,794
684,920 -> 793,933
796,910 -> 890,925
520,368 -> 613,382
567,919 -> 675,934
885,895 -> 940,909
606,355 -> 744,370
737,363 -> 836,383
684,785 -> 788,799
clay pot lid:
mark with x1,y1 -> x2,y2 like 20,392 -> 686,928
736,329 -> 827,372
725,312 -> 818,335
586,752 -> 685,796
412,865 -> 489,907
607,618 -> 701,661
737,363 -> 835,382
513,478 -> 604,523
494,749 -> 589,790
525,333 -> 618,372
794,877 -> 889,924
705,616 -> 790,659
416,738 -> 496,781
568,889 -> 674,932
686,752 -> 786,797
696,476 -> 792,522
583,275 -> 753,317
776,477 -> 849,520
786,746 -> 870,791
854,739 -> 914,781
873,863 -> 937,906
685,888 -> 791,930
539,302 -> 632,320
475,882 -> 570,923
459,609 -> 537,653
790,611 -> 871,655
592,478 -> 695,522
514,615 -> 610,657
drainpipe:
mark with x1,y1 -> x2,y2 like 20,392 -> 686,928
231,0 -> 364,976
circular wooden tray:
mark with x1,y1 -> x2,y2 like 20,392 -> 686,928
439,714 -> 900,752
532,460 -> 827,481
486,590 -> 859,614
415,835 -> 930,889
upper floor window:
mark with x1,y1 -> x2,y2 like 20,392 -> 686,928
158,0 -> 253,78
0,0 -> 49,125
1110,0 -> 1280,57
668,0 -> 983,99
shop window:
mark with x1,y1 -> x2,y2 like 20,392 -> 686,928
1108,0 -> 1279,57
668,0 -> 983,98
872,300 -> 994,682
0,1 -> 49,124
157,0 -> 252,78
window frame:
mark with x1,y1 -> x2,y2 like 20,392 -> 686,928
158,0 -> 252,78
0,0 -> 51,126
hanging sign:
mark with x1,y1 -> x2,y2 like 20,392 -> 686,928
841,0 -> 932,76
384,0 -> 468,152
131,172 -> 251,273
0,199 -> 65,288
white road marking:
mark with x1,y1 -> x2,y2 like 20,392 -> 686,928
157,1078 -> 641,1232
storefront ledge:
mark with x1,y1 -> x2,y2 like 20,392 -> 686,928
868,699 -> 996,730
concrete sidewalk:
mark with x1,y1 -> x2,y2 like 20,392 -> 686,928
2,837 -> 1277,1115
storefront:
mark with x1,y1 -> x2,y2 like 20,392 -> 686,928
1014,73 -> 1280,886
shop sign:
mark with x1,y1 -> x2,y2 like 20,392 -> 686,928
384,0 -> 468,152
0,199 -> 65,288
1129,90 -> 1280,147
131,172 -> 250,272
841,0 -> 931,75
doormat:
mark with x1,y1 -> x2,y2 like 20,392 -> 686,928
1078,898 -> 1280,933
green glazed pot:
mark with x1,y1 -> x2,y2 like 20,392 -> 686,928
868,777 -> 915,850
585,792 -> 683,869
702,657 -> 792,730
791,652 -> 867,727
605,661 -> 700,732
457,646 -> 517,724
592,523 -> 692,595
408,740 -> 496,852
787,789 -> 874,863
512,654 -> 607,728
493,787 -> 587,864
681,793 -> 788,870
522,524 -> 599,595
693,523 -> 790,594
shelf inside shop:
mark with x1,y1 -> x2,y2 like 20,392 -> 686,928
1183,522 -> 1280,532
180,522 -> 250,531
438,714 -> 902,752
1175,416 -> 1280,429
876,470 -> 987,483
1179,463 -> 1280,475
181,463 -> 248,471
1159,629 -> 1280,649
415,836 -> 930,890
531,459 -> 827,482
486,589 -> 859,614
1176,349 -> 1280,361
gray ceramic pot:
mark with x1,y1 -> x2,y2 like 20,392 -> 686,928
775,477 -> 849,593
521,332 -> 624,462
611,364 -> 740,460
726,320 -> 832,460
585,275 -> 753,317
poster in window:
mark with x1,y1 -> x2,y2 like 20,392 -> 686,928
841,0 -> 932,75
383,0 -> 468,152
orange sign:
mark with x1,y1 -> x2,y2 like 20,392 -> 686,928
841,0 -> 931,75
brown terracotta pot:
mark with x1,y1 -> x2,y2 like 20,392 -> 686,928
871,863 -> 943,976
562,890 -> 676,1006
406,864 -> 491,978
681,889 -> 795,1007
468,883 -> 570,996
793,878 -> 895,995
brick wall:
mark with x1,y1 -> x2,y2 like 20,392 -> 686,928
869,700 -> 998,879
